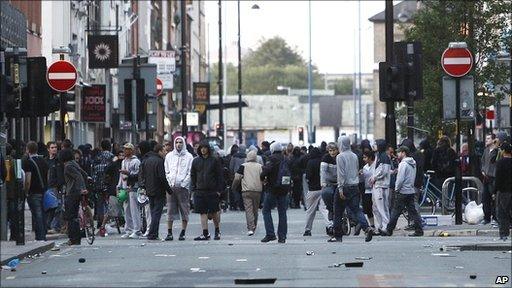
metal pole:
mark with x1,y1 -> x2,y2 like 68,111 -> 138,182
218,0 -> 224,146
509,56 -> 512,137
308,0 -> 313,144
237,0 -> 243,144
358,0 -> 362,140
455,77 -> 462,225
132,55 -> 139,144
181,0 -> 188,137
385,0 -> 397,148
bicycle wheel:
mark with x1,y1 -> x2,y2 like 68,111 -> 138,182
82,206 -> 95,245
341,217 -> 351,236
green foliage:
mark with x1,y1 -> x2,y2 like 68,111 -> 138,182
332,78 -> 354,95
209,36 -> 324,95
403,0 -> 511,141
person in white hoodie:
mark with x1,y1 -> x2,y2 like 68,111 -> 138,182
382,146 -> 424,237
164,136 -> 194,241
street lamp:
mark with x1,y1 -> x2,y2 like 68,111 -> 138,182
307,0 -> 313,144
237,1 -> 260,144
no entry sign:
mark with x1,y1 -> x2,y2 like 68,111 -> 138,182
156,78 -> 163,96
47,60 -> 77,92
441,46 -> 473,78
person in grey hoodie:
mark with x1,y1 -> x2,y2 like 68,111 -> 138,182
370,139 -> 391,234
232,150 -> 263,236
382,146 -> 424,237
329,136 -> 373,243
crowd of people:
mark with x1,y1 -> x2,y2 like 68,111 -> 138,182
1,131 -> 511,245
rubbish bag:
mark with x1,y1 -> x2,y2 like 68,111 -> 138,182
464,201 -> 484,224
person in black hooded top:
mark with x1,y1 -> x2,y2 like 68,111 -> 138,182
191,141 -> 224,241
289,147 -> 304,209
303,147 -> 330,236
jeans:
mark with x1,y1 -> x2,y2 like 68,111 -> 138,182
333,185 -> 369,237
262,192 -> 288,240
482,177 -> 496,222
27,194 -> 47,241
497,192 -> 511,238
387,193 -> 423,234
64,193 -> 81,244
322,186 -> 336,221
148,195 -> 165,239
7,198 -> 18,241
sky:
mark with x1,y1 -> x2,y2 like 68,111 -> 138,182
204,0 -> 386,74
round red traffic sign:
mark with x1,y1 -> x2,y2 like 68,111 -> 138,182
156,78 -> 163,96
441,47 -> 473,78
47,60 -> 77,92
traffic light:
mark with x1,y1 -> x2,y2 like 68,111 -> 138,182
124,79 -> 146,122
60,92 -> 76,115
298,127 -> 304,142
379,62 -> 405,102
24,57 -> 54,117
215,123 -> 224,139
394,41 -> 423,101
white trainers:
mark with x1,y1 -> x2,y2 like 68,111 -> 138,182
121,233 -> 131,239
247,230 -> 254,236
143,230 -> 150,237
129,231 -> 142,239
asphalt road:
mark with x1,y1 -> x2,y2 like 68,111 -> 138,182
2,208 -> 511,287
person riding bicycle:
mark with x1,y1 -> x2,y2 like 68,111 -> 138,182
61,148 -> 89,246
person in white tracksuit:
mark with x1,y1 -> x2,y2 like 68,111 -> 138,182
370,139 -> 391,234
117,143 -> 142,239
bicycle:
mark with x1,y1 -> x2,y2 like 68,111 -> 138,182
79,194 -> 95,245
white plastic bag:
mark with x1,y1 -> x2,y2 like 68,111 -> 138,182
464,201 -> 484,224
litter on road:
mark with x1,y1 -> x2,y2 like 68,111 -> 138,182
198,257 -> 210,259
306,251 -> 315,256
470,275 -> 477,279
155,254 -> 176,257
41,271 -> 47,274
355,257 -> 373,260
78,258 -> 86,263
51,247 -> 60,252
236,259 -> 248,262
234,278 -> 277,285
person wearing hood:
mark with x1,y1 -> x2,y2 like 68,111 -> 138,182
399,138 -> 425,230
248,145 -> 264,165
382,146 -> 424,237
303,147 -> 331,236
138,140 -> 153,237
431,136 -> 456,190
164,136 -> 194,241
289,147 -> 305,209
321,142 -> 339,236
229,144 -> 247,211
139,144 -> 170,240
370,139 -> 391,234
330,136 -> 374,243
260,142 -> 290,243
190,141 -> 224,241
419,139 -> 433,172
232,150 -> 263,236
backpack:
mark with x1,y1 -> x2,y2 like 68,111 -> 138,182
274,159 -> 292,189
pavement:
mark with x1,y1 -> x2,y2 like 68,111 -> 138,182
1,208 -> 511,287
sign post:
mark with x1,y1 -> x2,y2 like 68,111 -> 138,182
441,42 -> 473,225
47,59 -> 77,140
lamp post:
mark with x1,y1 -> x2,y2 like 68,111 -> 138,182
218,0 -> 224,146
307,0 -> 313,144
237,1 -> 259,145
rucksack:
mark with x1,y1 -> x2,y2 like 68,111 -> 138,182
274,159 -> 292,189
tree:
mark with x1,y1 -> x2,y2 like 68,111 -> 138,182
332,78 -> 354,95
209,36 -> 324,95
402,0 -> 511,141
